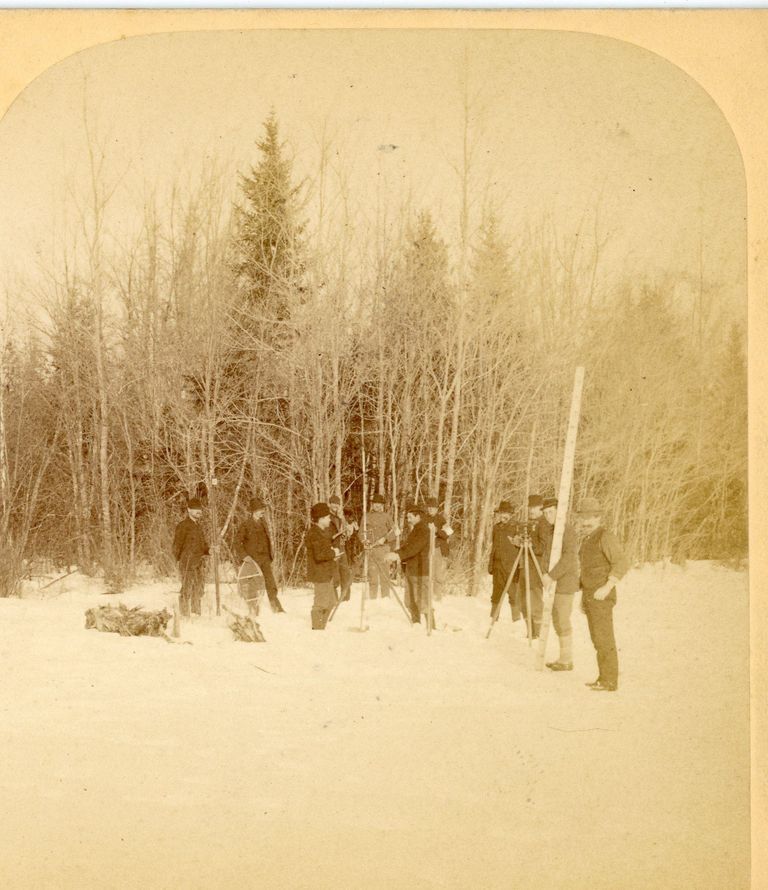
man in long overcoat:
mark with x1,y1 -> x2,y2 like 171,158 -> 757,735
173,497 -> 209,617
305,502 -> 340,630
234,496 -> 285,613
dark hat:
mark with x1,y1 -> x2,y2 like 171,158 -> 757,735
497,500 -> 513,514
371,493 -> 385,505
329,495 -> 341,505
405,503 -> 423,517
528,494 -> 544,507
187,497 -> 203,510
577,497 -> 602,515
310,502 -> 331,522
425,497 -> 438,508
249,497 -> 266,512
543,497 -> 558,509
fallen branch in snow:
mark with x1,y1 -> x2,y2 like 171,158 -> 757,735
222,605 -> 266,642
39,569 -> 78,591
84,603 -> 172,637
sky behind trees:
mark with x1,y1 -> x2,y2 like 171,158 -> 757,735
0,28 -> 745,319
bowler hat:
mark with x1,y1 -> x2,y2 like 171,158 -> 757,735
249,497 -> 266,512
371,493 -> 385,505
543,497 -> 558,509
310,502 -> 331,521
187,497 -> 203,510
577,497 -> 602,515
329,495 -> 341,505
528,494 -> 544,507
405,503 -> 423,517
497,500 -> 513,514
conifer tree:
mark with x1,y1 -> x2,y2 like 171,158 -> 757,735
232,111 -> 305,320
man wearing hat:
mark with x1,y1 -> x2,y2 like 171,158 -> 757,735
234,496 -> 285,613
488,500 -> 521,621
577,497 -> 629,692
539,497 -> 579,671
515,494 -> 546,638
359,493 -> 397,599
393,504 -> 432,624
329,495 -> 356,603
172,497 -> 209,617
424,496 -> 453,601
305,502 -> 340,629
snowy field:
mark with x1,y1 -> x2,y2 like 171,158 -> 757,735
0,562 -> 750,890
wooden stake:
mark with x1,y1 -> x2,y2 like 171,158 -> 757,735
535,366 -> 585,671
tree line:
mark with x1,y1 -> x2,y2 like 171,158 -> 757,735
0,112 -> 747,597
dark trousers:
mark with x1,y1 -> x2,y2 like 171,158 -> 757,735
311,581 -> 337,630
404,573 -> 423,623
253,556 -> 283,610
583,591 -> 618,686
491,565 -> 520,619
179,562 -> 204,616
333,553 -> 352,602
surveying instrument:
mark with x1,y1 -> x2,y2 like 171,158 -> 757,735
486,518 -> 545,642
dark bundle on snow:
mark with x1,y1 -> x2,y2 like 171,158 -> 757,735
224,606 -> 266,642
85,603 -> 172,637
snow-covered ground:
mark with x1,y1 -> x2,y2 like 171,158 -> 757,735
0,562 -> 749,890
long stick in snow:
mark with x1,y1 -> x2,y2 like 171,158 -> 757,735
522,417 -> 538,644
427,523 -> 436,635
359,415 -> 369,632
535,366 -> 585,671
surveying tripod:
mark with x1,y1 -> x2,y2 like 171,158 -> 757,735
486,523 -> 546,643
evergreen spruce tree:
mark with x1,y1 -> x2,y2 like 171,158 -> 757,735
233,111 -> 305,321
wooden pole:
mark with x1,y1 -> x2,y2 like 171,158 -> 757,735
359,412 -> 369,632
522,417 -> 538,644
535,366 -> 585,670
427,523 -> 436,635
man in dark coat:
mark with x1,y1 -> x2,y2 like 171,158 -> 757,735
488,500 -> 521,621
516,494 -> 546,638
234,497 -> 285,613
394,504 -> 433,625
305,502 -> 340,630
577,497 -> 630,692
424,496 -> 453,601
539,497 -> 580,671
173,497 -> 209,617
329,495 -> 355,603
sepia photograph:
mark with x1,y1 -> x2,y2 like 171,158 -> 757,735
0,11 -> 759,889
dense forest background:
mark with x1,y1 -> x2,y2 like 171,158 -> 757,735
0,113 -> 747,596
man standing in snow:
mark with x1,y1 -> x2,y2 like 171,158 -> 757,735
234,496 -> 285,613
305,502 -> 340,630
488,500 -> 521,621
360,493 -> 397,599
577,497 -> 629,692
394,504 -> 433,626
539,497 -> 580,671
173,496 -> 209,617
516,494 -> 546,638
424,496 -> 453,601
329,495 -> 355,603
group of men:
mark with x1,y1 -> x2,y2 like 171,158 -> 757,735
303,495 -> 453,629
173,488 -> 628,691
488,493 -> 628,691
